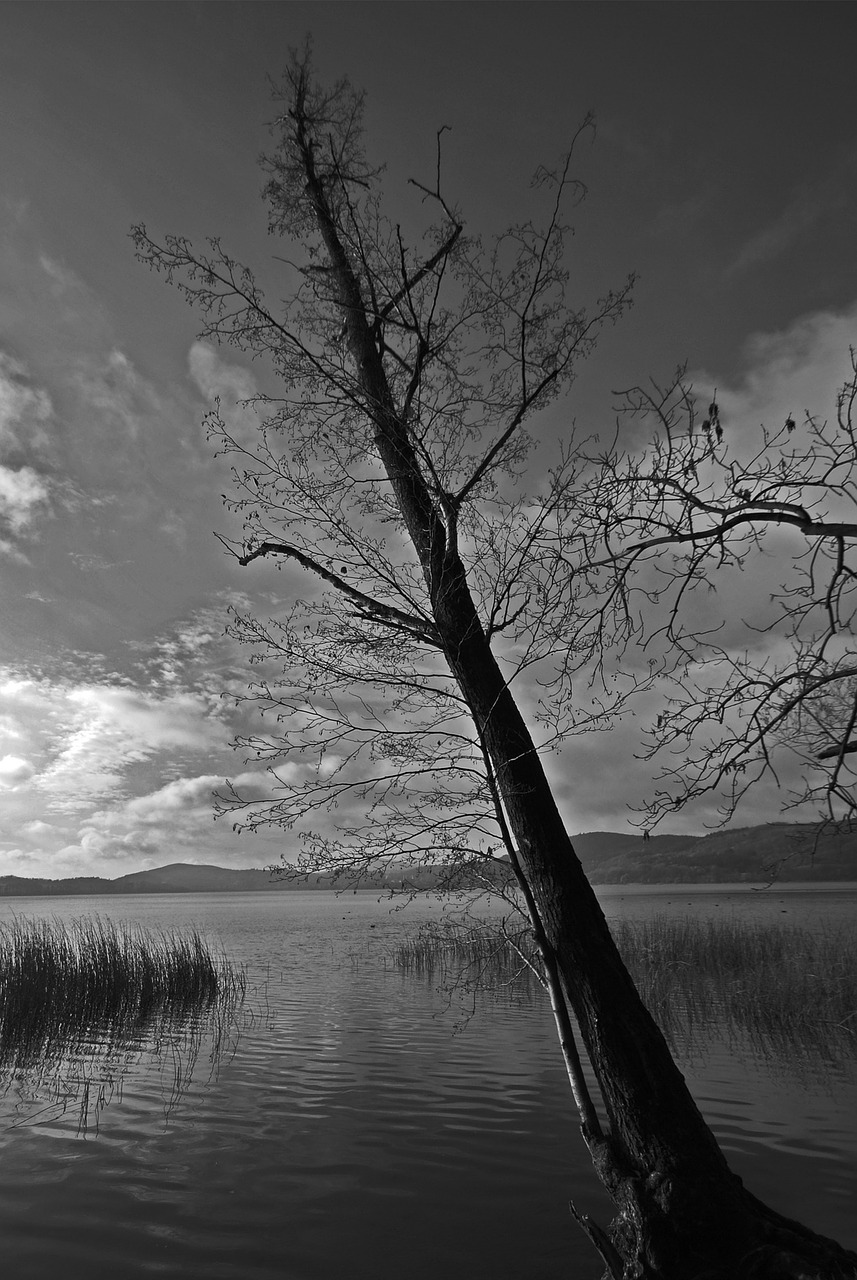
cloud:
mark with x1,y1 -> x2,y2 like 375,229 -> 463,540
1,268 -> 215,562
0,668 -> 229,817
1,226 -> 210,512
38,343 -> 226,559
0,755 -> 35,787
0,352 -> 54,550
123,595 -> 253,694
187,342 -> 262,444
75,769 -> 285,866
633,303 -> 857,822
122,773 -> 231,821
645,309 -> 857,666
188,341 -> 257,404
539,302 -> 857,835
725,147 -> 857,279
726,189 -> 835,279
71,348 -> 159,443
95,768 -> 281,827
0,351 -> 54,451
39,253 -> 91,295
79,774 -> 231,856
34,684 -> 226,813
0,463 -> 50,535
28,252 -> 115,349
682,304 -> 857,646
0,598 -> 299,876
710,304 -> 857,423
20,819 -> 57,836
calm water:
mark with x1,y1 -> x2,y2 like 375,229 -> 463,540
0,884 -> 854,1279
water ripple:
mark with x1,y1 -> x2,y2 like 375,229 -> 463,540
0,888 -> 854,1279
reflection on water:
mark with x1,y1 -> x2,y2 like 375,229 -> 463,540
0,885 -> 853,1280
3,1010 -> 241,1139
393,896 -> 857,1075
0,915 -> 245,1138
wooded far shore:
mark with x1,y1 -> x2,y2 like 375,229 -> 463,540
2,822 -> 855,895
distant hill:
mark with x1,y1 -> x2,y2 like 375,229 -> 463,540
0,863 -> 293,898
0,824 -> 854,897
571,823 -> 857,884
113,864 -> 283,893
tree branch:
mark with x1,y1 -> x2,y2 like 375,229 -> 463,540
236,539 -> 441,644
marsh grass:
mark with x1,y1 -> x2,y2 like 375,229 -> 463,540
611,914 -> 857,1065
0,916 -> 246,1131
393,919 -> 541,993
393,914 -> 857,1067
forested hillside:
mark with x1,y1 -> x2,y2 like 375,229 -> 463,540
0,823 -> 853,895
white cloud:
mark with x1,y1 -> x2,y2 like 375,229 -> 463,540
0,351 -> 53,451
0,755 -> 35,787
187,342 -> 262,444
39,253 -> 86,293
35,684 -> 226,812
604,303 -> 857,827
0,670 -> 228,815
0,463 -> 49,535
188,341 -> 257,404
523,302 -> 857,836
20,819 -> 57,836
74,774 -> 227,860
0,352 -> 53,549
74,769 -> 286,866
103,769 -> 287,827
116,773 -> 229,823
0,633 -> 300,876
675,303 -> 857,645
0,689 -> 211,873
71,348 -> 155,441
703,304 -> 857,429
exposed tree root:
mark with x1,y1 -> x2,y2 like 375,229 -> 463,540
575,1159 -> 857,1280
569,1200 -> 625,1279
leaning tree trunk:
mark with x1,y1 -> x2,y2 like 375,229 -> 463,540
433,562 -> 857,1280
296,112 -> 857,1279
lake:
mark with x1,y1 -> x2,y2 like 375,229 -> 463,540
0,884 -> 854,1279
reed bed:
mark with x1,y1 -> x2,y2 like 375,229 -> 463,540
392,914 -> 857,1066
0,915 -> 246,1073
393,919 -> 541,991
611,914 -> 857,1062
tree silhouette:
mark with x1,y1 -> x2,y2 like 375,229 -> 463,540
134,52 -> 857,1279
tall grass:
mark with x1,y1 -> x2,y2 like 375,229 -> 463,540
611,915 -> 857,1063
393,919 -> 541,992
392,914 -> 857,1067
0,915 -> 246,1073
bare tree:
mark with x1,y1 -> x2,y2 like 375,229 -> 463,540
134,54 -> 857,1280
576,361 -> 857,832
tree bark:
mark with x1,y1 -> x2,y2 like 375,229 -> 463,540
433,560 -> 857,1278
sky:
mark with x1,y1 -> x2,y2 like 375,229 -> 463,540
2,1 -> 857,879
